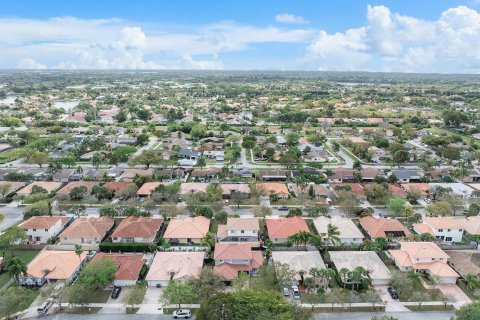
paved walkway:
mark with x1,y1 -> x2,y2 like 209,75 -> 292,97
137,287 -> 163,314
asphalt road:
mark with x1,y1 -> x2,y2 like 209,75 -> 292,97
314,311 -> 455,320
43,314 -> 195,320
0,202 -> 24,232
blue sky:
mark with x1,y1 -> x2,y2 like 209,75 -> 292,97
1,0 -> 480,72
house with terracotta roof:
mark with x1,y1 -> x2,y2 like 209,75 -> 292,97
313,216 -> 364,245
59,216 -> 114,245
179,182 -> 208,195
452,216 -> 480,236
146,252 -> 205,287
401,183 -> 431,197
346,136 -> 369,148
213,243 -> 263,281
389,242 -> 459,284
90,253 -> 144,286
388,184 -> 407,198
163,216 -> 210,244
16,181 -> 63,196
271,251 -> 328,288
136,182 -> 169,197
20,250 -> 88,286
220,183 -> 250,199
265,216 -> 309,243
260,182 -> 289,199
0,181 -> 26,197
103,181 -> 136,198
56,181 -> 99,196
328,168 -> 355,183
330,183 -> 366,199
361,168 -> 385,181
330,251 -> 391,285
20,216 -> 72,244
217,217 -> 259,244
359,216 -> 411,240
111,216 -> 163,243
119,168 -> 154,182
413,217 -> 464,243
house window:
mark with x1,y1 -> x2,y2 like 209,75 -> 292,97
447,229 -> 451,232
33,229 -> 36,231
446,237 -> 452,242
241,230 -> 245,234
45,229 -> 48,232
459,229 -> 463,232
438,229 -> 443,232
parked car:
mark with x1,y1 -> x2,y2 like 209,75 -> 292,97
291,285 -> 300,299
283,287 -> 290,297
111,286 -> 122,299
278,206 -> 289,211
173,309 -> 192,319
387,287 -> 398,299
424,198 -> 432,204
37,299 -> 54,315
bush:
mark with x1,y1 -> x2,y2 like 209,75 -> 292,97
99,242 -> 157,253
23,193 -> 49,204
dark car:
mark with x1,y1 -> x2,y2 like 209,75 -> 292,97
278,206 -> 289,211
387,287 -> 398,299
111,286 -> 122,299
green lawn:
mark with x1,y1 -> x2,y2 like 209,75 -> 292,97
0,250 -> 41,288
209,220 -> 219,233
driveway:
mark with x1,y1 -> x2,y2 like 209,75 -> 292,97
0,201 -> 25,232
137,287 -> 163,314
259,196 -> 270,207
436,284 -> 471,303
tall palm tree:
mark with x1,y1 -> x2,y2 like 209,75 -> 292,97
74,244 -> 83,262
339,268 -> 349,288
326,224 -> 340,247
5,256 -> 27,284
308,235 -> 326,251
465,274 -> 479,290
287,231 -> 313,247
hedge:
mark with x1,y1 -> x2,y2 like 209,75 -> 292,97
99,242 -> 157,253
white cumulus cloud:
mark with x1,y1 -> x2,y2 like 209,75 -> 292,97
275,13 -> 308,24
17,58 -> 47,69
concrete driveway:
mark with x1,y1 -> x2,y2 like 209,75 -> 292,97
0,201 -> 25,232
137,287 -> 163,314
436,284 -> 471,303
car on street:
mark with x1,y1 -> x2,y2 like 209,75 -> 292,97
424,198 -> 432,204
37,299 -> 54,315
387,286 -> 398,299
291,285 -> 300,299
173,309 -> 192,319
278,206 -> 289,211
111,286 -> 122,299
283,287 -> 290,297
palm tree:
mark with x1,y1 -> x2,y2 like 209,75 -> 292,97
465,274 -> 480,290
5,256 -> 27,284
74,244 -> 83,262
308,235 -> 326,251
319,268 -> 336,289
287,231 -> 313,247
75,166 -> 83,174
353,160 -> 362,171
339,268 -> 349,288
351,266 -> 367,290
326,223 -> 340,247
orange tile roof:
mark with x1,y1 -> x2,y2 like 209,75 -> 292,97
91,253 -> 144,281
56,181 -> 99,195
111,216 -> 163,239
26,250 -> 88,280
136,182 -> 170,196
146,252 -> 204,281
163,216 -> 210,240
423,217 -> 463,230
401,183 -> 431,196
412,223 -> 434,235
59,216 -> 114,240
20,216 -> 70,229
17,182 -> 63,195
260,183 -> 289,195
104,182 -> 136,193
265,216 -> 309,239
214,243 -> 253,260
359,216 -> 411,239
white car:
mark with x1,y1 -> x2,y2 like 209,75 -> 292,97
283,287 -> 290,297
291,285 -> 300,300
173,309 -> 191,319
424,198 -> 432,204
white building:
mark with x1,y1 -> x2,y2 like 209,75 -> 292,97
313,216 -> 364,245
19,216 -> 71,244
413,217 -> 464,243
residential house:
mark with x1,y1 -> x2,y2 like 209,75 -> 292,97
389,242 -> 458,284
56,181 -> 99,197
361,168 -> 385,182
313,216 -> 364,245
217,217 -> 259,244
328,168 -> 355,183
221,183 -> 250,199
359,216 -> 411,239
0,181 -> 26,197
136,182 -> 169,197
16,181 -> 63,196
163,216 -> 210,244
413,217 -> 464,243
90,253 -> 144,286
190,168 -> 220,182
394,167 -> 421,183
146,252 -> 204,287
329,251 -> 391,285
447,250 -> 480,281
259,170 -> 287,181
111,216 -> 163,243
104,182 -> 136,198
213,243 -> 263,281
452,216 -> 480,236
19,250 -> 88,286
178,148 -> 200,160
271,251 -> 328,288
20,216 -> 71,244
59,216 -> 114,245
260,182 -> 289,199
265,217 -> 309,243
